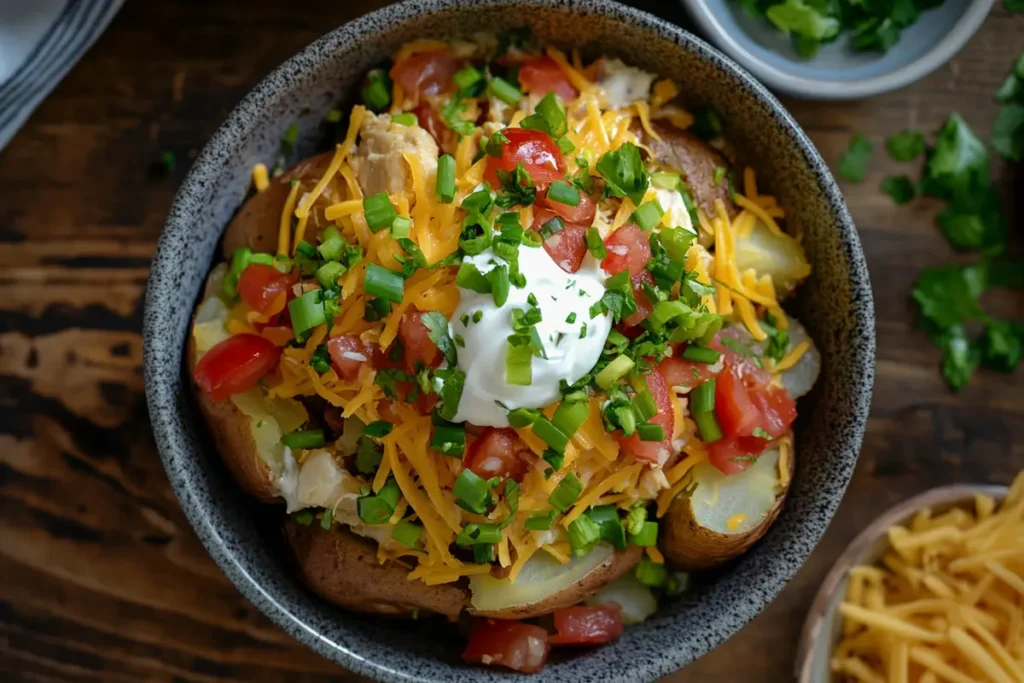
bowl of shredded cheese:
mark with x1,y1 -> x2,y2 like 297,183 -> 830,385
797,472 -> 1024,683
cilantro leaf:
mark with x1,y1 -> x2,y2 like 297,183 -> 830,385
923,114 -> 989,200
992,102 -> 1024,162
980,321 -> 1024,373
936,325 -> 980,391
881,175 -> 916,205
886,130 -> 926,162
935,186 -> 1007,255
442,96 -> 476,136
838,134 -> 873,182
911,264 -> 985,329
765,0 -> 841,42
420,311 -> 458,366
596,142 -> 649,205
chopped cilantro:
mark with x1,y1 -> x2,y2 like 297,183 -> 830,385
886,130 -> 926,162
838,134 -> 873,182
881,175 -> 916,205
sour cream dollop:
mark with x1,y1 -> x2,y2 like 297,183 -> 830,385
449,245 -> 612,427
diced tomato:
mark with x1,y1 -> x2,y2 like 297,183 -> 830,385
484,128 -> 565,188
398,310 -> 441,375
601,223 -> 651,277
518,56 -> 578,102
530,208 -> 588,273
237,263 -> 296,316
552,605 -> 624,645
464,427 -> 530,482
462,619 -> 551,674
390,50 -> 462,98
327,335 -> 376,381
194,334 -> 281,401
618,271 -> 656,329
707,437 -> 767,475
539,188 -> 597,225
618,367 -> 675,466
658,353 -> 723,389
413,103 -> 447,147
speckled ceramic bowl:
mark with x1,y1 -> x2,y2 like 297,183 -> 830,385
143,1 -> 875,680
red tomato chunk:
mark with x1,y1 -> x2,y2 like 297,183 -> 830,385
484,128 -> 565,188
462,619 -> 551,673
327,335 -> 376,381
390,50 -> 462,98
552,605 -> 624,645
237,263 -> 296,316
464,427 -> 530,482
398,310 -> 442,374
195,334 -> 281,401
517,56 -> 577,101
530,208 -> 588,274
601,223 -> 651,277
617,366 -> 675,466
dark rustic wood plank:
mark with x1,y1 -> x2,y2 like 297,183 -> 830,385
0,1 -> 1020,681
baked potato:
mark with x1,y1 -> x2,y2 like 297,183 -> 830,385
286,520 -> 469,620
660,443 -> 794,570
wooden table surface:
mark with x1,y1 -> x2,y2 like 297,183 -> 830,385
1,1 -> 1021,680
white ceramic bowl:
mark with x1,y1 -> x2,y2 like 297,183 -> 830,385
681,0 -> 994,100
795,483 -> 1010,683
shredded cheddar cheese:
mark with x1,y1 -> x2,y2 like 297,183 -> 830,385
252,163 -> 270,192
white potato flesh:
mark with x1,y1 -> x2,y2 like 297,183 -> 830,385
733,221 -> 811,297
776,318 -> 821,399
586,573 -> 658,624
689,448 -> 782,535
469,544 -> 614,613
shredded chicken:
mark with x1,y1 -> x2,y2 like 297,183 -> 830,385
352,112 -> 439,199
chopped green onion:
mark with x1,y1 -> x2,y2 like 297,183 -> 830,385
436,154 -> 456,204
317,234 -> 344,262
363,421 -> 393,438
363,192 -> 398,233
363,69 -> 392,111
690,379 -> 716,414
392,112 -> 417,126
453,65 -> 484,91
487,266 -> 510,306
315,261 -> 345,290
539,216 -> 565,240
430,422 -> 466,457
456,262 -> 491,293
543,448 -> 564,471
357,479 -> 401,524
651,172 -> 681,190
508,407 -> 541,428
634,388 -> 658,422
456,523 -> 502,548
614,405 -> 637,436
629,520 -> 658,547
626,505 -> 648,536
635,555 -> 669,587
631,200 -> 664,232
363,263 -> 404,302
682,345 -> 721,364
505,342 -> 533,386
532,416 -> 569,454
320,509 -> 334,529
547,180 -> 580,207
567,515 -> 601,556
585,227 -> 607,259
391,215 -> 412,238
292,509 -> 315,526
586,505 -> 627,550
557,136 -> 575,154
473,544 -> 495,563
453,469 -> 492,515
281,428 -> 326,450
325,109 -> 343,123
392,520 -> 422,549
310,344 -> 331,374
524,510 -> 556,531
489,76 -> 522,105
694,411 -> 723,443
520,92 -> 567,137
222,247 -> 253,298
596,355 -> 635,390
288,289 -> 326,338
551,401 -> 589,439
548,472 -> 582,513
636,424 -> 665,441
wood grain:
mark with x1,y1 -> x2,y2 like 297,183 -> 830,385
0,1 -> 1021,681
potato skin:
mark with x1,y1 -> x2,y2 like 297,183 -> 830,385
285,520 -> 469,621
659,451 -> 795,571
642,122 -> 738,218
468,545 -> 643,620
221,152 -> 339,259
187,323 -> 281,504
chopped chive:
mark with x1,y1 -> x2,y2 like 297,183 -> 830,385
508,407 -> 541,428
453,469 -> 492,515
473,543 -> 494,563
650,171 -> 680,190
364,421 -> 394,438
548,472 -> 582,513
524,510 -> 556,531
392,520 -> 422,548
567,515 -> 601,556
363,69 -> 392,111
636,423 -> 665,441
363,263 -> 404,303
629,520 -> 658,547
453,65 -> 484,91
316,261 -> 346,289
551,401 -> 589,440
281,428 -> 326,450
690,379 -> 716,414
489,76 -> 522,105
288,289 -> 326,338
363,192 -> 398,232
694,410 -> 723,443
505,342 -> 533,386
436,154 -> 456,204
532,416 -> 569,454
456,522 -> 502,546
634,389 -> 658,422
682,345 -> 721,364
586,505 -> 627,550
392,112 -> 417,126
595,355 -> 635,390
585,227 -> 607,259
320,508 -> 335,529
487,266 -> 510,306
626,506 -> 647,536
547,180 -> 580,207
635,555 -> 668,587
430,422 -> 466,457
391,215 -> 412,237
631,200 -> 664,232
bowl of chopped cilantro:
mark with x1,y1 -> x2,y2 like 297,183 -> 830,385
681,0 -> 995,99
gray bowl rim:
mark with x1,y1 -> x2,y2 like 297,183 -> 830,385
794,483 -> 1011,683
681,0 -> 995,100
143,0 -> 874,679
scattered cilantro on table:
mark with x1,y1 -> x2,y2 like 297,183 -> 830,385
1006,0 -> 1024,11
993,55 -> 1024,162
881,175 -> 915,204
736,0 -> 946,58
838,134 -> 873,182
